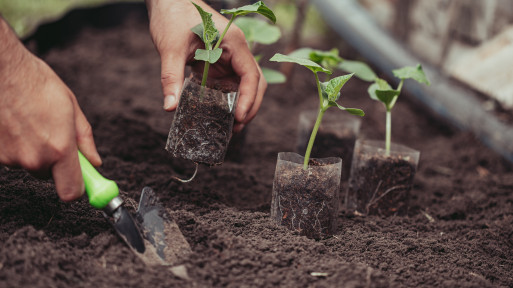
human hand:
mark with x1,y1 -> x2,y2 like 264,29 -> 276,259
0,19 -> 101,201
145,0 -> 267,132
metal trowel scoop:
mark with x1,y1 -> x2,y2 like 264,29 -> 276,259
78,151 -> 191,266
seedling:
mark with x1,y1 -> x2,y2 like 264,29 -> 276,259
270,53 -> 364,170
191,1 -> 276,87
367,64 -> 430,154
289,47 -> 377,82
235,17 -> 285,84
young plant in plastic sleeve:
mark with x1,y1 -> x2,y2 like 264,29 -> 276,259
367,64 -> 430,155
191,1 -> 276,88
288,47 -> 377,82
235,16 -> 285,84
270,53 -> 365,170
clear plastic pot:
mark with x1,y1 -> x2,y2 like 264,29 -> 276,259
166,77 -> 239,166
271,152 -> 342,239
346,139 -> 420,216
296,110 -> 361,181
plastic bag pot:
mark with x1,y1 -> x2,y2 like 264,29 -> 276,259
271,152 -> 342,239
296,110 -> 361,181
346,139 -> 420,216
166,77 -> 239,166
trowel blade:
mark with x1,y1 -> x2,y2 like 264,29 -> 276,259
136,186 -> 191,265
108,205 -> 146,254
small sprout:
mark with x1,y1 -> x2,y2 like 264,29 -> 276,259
192,1 -> 276,87
368,64 -> 430,154
270,53 -> 364,170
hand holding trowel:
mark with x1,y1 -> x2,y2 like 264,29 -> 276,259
78,151 -> 191,266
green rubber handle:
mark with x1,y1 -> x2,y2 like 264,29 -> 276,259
78,151 -> 119,209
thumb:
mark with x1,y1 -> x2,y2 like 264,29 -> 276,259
160,53 -> 186,111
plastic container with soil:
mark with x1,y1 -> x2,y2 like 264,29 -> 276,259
271,152 -> 342,239
346,139 -> 420,216
166,76 -> 239,166
296,109 -> 361,181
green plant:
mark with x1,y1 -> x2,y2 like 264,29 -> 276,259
367,64 -> 430,154
270,53 -> 364,170
289,47 -> 376,82
192,1 -> 276,87
235,17 -> 285,84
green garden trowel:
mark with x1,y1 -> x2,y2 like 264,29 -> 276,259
78,151 -> 191,265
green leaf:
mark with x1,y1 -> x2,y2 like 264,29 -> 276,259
288,47 -> 314,59
375,89 -> 400,109
328,101 -> 365,116
338,60 -> 376,82
191,23 -> 220,44
254,54 -> 263,63
191,23 -> 204,41
194,48 -> 223,64
321,74 -> 354,102
309,48 -> 343,69
192,2 -> 219,46
269,53 -> 331,74
392,64 -> 430,85
367,78 -> 392,101
221,1 -> 276,23
235,17 -> 281,45
261,67 -> 286,84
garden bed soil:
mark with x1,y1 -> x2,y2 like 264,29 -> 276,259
1,4 -> 513,287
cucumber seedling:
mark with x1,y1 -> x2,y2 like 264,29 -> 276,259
191,1 -> 276,88
270,53 -> 364,170
289,47 -> 377,82
367,64 -> 430,154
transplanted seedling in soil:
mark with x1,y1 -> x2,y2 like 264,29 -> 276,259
293,47 -> 375,180
269,53 -> 364,239
166,1 -> 276,168
289,47 -> 377,82
346,64 -> 429,216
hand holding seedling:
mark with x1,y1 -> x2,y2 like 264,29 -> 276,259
270,53 -> 364,169
146,0 -> 269,132
0,17 -> 102,201
367,64 -> 430,153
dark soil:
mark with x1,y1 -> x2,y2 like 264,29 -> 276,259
347,153 -> 416,217
1,4 -> 513,287
271,153 -> 341,240
166,76 -> 238,166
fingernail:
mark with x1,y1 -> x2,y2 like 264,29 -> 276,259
241,112 -> 248,122
164,95 -> 176,110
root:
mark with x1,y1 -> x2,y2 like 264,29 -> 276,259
171,162 -> 199,183
366,182 -> 408,214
